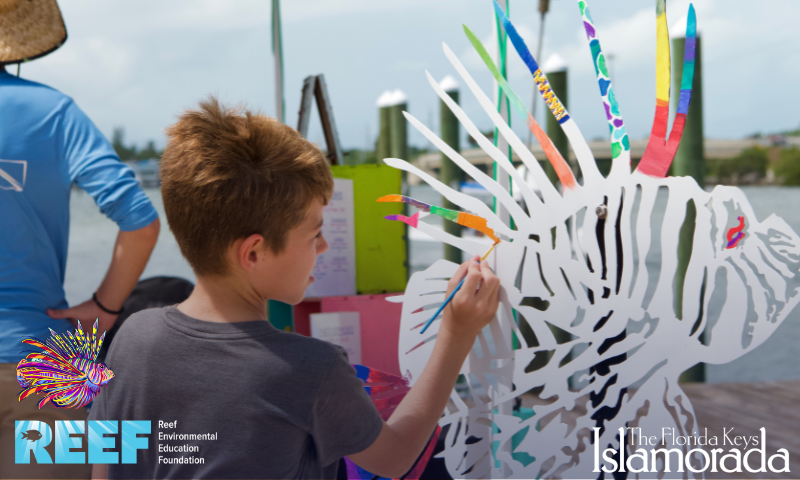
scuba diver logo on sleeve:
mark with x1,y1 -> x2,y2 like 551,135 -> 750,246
15,319 -> 114,409
0,159 -> 27,192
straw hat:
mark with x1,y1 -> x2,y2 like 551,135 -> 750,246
0,0 -> 67,65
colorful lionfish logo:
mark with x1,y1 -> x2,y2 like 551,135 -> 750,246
16,320 -> 114,409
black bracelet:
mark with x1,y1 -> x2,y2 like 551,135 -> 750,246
92,292 -> 124,315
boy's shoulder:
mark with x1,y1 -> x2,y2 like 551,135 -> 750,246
109,305 -> 345,365
108,305 -> 171,348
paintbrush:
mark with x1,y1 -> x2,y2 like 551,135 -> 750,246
419,242 -> 498,334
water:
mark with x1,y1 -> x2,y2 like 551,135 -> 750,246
66,186 -> 800,384
65,188 -> 196,305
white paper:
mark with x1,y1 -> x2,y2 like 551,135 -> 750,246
310,311 -> 361,364
305,178 -> 356,298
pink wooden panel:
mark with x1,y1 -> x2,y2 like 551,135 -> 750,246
321,294 -> 403,376
292,300 -> 321,337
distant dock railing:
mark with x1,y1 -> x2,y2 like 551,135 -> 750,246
129,159 -> 160,189
411,138 -> 773,180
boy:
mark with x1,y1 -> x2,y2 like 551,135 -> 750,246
89,98 -> 500,479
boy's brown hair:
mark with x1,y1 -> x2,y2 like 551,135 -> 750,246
160,97 -> 333,275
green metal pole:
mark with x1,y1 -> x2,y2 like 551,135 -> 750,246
673,34 -> 705,383
439,77 -> 463,264
544,57 -> 568,186
493,1 -> 522,374
492,1 -> 512,218
492,3 -> 516,461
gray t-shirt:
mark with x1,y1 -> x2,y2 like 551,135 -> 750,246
88,306 -> 383,479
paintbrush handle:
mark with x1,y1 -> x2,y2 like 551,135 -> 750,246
420,276 -> 466,335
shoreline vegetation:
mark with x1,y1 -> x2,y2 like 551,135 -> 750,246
111,125 -> 800,187
704,144 -> 800,187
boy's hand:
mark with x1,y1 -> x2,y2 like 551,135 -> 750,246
440,255 -> 500,342
348,255 -> 501,478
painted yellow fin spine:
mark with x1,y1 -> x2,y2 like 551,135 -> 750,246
533,69 -> 568,122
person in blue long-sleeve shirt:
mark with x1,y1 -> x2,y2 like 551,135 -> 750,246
0,1 -> 160,477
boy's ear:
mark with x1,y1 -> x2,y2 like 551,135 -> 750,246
237,233 -> 268,271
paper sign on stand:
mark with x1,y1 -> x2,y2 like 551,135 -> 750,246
310,312 -> 361,365
321,294 -> 402,376
305,178 -> 356,298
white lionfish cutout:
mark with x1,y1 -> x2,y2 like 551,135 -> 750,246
383,1 -> 800,478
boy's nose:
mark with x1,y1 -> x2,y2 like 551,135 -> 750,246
317,234 -> 329,255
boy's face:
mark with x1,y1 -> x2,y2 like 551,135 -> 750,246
253,198 -> 328,305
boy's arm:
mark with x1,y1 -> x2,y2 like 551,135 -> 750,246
91,463 -> 107,480
46,218 -> 160,333
347,257 -> 499,478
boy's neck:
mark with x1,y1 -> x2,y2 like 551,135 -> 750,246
178,274 -> 269,323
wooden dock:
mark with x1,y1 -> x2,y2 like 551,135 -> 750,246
517,380 -> 799,478
683,380 -> 800,479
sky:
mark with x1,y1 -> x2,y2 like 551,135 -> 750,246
15,0 -> 800,152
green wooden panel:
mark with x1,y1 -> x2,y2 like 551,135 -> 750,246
331,165 -> 407,294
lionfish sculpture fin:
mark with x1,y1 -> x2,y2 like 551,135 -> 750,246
492,0 -> 603,186
637,0 -> 698,177
462,24 -> 577,190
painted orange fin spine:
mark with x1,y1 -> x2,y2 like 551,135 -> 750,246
379,194 -> 500,242
462,23 -> 576,190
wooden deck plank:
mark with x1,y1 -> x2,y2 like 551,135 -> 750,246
683,380 -> 800,479
517,380 -> 800,478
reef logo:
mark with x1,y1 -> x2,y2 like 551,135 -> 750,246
14,420 -> 150,464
